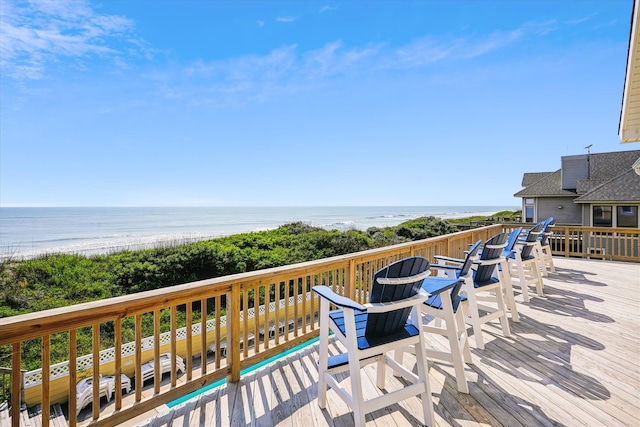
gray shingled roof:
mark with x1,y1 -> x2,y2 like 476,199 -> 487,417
521,172 -> 552,187
514,170 -> 577,197
574,168 -> 640,202
576,150 -> 640,193
515,149 -> 640,200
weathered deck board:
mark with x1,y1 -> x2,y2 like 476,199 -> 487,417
130,258 -> 640,427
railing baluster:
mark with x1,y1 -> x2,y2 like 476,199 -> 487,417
135,314 -> 142,402
275,280 -> 281,346
242,288 -> 249,358
230,285 -> 241,382
115,317 -> 122,409
11,342 -> 20,427
301,278 -> 307,335
253,286 -> 260,354
171,305 -> 177,387
284,279 -> 290,341
214,296 -> 221,369
69,330 -> 77,427
186,302 -> 193,381
42,335 -> 50,425
92,324 -> 100,420
293,278 -> 299,338
153,309 -> 160,395
265,284 -> 271,350
201,298 -> 208,374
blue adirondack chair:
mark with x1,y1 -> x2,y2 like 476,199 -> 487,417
313,256 -> 446,426
461,232 -> 511,350
419,239 -> 482,393
508,222 -> 545,302
537,217 -> 556,275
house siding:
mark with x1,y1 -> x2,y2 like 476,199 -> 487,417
582,205 -> 590,226
537,197 -> 582,225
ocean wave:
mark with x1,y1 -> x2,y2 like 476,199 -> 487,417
0,232 -> 228,261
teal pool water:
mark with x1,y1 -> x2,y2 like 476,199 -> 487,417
167,336 -> 320,408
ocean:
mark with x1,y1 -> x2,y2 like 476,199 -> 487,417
0,206 -> 516,260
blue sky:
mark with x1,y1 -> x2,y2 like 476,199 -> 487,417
0,0 -> 635,207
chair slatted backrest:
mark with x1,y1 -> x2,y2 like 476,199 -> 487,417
506,227 -> 524,253
539,217 -> 555,246
366,256 -> 430,337
450,239 -> 482,310
475,232 -> 508,284
521,222 -> 544,259
457,240 -> 482,279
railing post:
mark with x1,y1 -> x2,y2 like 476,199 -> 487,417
11,342 -> 20,427
346,259 -> 356,300
564,227 -> 570,258
229,282 -> 241,382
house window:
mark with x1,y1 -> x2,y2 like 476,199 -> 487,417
524,199 -> 534,223
617,206 -> 638,228
593,206 -> 612,227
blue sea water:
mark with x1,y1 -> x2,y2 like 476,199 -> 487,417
0,206 -> 516,260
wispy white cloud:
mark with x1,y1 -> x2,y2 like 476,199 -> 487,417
0,0 -> 145,80
319,5 -> 338,13
153,19 -> 565,107
257,20 -> 265,27
276,16 -> 296,23
154,41 -> 383,107
392,21 -> 557,68
565,16 -> 592,26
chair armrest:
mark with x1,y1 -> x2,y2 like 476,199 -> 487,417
433,255 -> 464,264
430,263 -> 461,272
421,277 -> 463,296
312,286 -> 366,311
365,290 -> 429,313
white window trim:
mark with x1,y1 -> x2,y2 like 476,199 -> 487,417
523,198 -> 536,223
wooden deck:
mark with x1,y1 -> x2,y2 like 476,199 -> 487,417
127,258 -> 640,426
134,257 -> 640,427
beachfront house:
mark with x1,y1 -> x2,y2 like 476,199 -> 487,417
514,149 -> 640,227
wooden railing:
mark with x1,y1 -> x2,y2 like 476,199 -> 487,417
501,224 -> 640,261
0,224 -> 637,427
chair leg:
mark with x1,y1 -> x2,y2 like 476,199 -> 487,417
440,291 -> 469,394
495,286 -> 511,339
513,257 -> 530,303
542,245 -> 555,273
376,354 -> 387,389
317,299 -> 330,409
546,248 -> 556,273
455,309 -> 472,364
462,291 -> 485,350
498,263 -> 520,323
415,332 -> 435,427
349,359 -> 366,427
533,261 -> 544,297
535,242 -> 548,277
